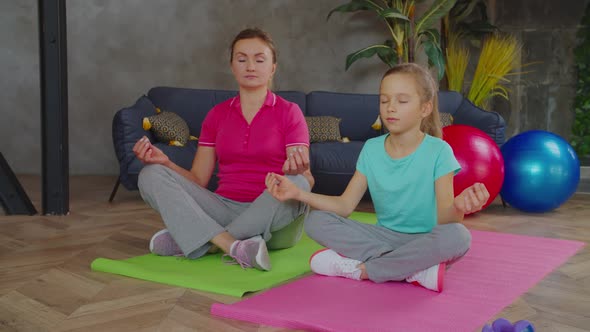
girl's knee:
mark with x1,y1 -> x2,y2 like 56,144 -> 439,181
303,210 -> 332,238
449,223 -> 472,254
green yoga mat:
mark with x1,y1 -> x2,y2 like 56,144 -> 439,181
91,212 -> 376,297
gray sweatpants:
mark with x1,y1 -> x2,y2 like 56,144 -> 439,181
138,164 -> 310,259
304,210 -> 471,283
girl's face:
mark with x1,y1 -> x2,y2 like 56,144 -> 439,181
379,73 -> 432,135
231,38 -> 276,90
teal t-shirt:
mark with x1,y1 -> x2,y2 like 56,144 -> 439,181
356,134 -> 460,233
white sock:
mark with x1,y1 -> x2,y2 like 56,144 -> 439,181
348,267 -> 362,280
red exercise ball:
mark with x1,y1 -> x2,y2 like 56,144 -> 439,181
442,125 -> 504,211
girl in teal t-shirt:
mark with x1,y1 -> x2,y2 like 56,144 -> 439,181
265,63 -> 489,292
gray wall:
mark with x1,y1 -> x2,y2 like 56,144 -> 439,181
2,0 -> 389,175
1,0 -> 586,175
492,0 -> 589,139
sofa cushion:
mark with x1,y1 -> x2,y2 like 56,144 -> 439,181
309,141 -> 365,196
306,91 -> 380,141
310,141 -> 364,174
306,116 -> 344,143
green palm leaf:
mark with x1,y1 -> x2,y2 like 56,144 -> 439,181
345,44 -> 395,70
415,0 -> 457,34
420,29 -> 445,80
327,0 -> 383,20
450,0 -> 483,23
377,40 -> 399,67
379,8 -> 409,21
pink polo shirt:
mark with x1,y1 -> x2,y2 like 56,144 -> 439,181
198,91 -> 309,202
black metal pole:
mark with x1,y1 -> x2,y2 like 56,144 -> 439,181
38,0 -> 69,215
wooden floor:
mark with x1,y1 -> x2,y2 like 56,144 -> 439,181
0,175 -> 588,332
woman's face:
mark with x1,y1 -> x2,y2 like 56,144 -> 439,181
231,38 -> 276,90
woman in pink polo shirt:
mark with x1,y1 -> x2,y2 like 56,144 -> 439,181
133,28 -> 313,271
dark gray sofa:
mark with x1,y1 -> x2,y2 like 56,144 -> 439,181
110,87 -> 506,200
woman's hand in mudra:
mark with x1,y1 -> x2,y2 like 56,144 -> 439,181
282,146 -> 310,175
132,136 -> 170,165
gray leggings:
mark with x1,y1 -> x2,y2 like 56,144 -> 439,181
304,210 -> 472,283
138,164 -> 310,259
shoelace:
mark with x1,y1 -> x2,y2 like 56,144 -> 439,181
339,260 -> 358,272
221,250 -> 252,269
335,259 -> 362,278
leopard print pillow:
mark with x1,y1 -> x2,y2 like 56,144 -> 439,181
143,109 -> 191,146
305,116 -> 345,143
440,112 -> 454,127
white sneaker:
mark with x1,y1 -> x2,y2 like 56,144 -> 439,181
405,263 -> 446,292
309,249 -> 362,280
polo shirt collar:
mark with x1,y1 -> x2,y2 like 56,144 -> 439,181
230,90 -> 276,109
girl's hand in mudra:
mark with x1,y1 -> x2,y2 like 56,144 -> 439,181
454,183 -> 490,215
265,172 -> 301,202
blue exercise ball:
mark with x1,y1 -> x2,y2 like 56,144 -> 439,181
500,130 -> 580,213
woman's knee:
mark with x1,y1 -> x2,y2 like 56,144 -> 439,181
138,164 -> 168,194
286,174 -> 311,192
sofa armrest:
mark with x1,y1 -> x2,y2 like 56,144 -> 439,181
112,95 -> 158,189
438,91 -> 463,115
450,98 -> 506,146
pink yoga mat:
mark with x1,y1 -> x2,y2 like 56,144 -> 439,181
211,230 -> 584,332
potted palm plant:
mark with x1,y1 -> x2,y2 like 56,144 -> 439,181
328,0 -> 458,80
442,0 -> 497,91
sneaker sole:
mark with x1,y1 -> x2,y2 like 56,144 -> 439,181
252,235 -> 271,271
437,263 -> 446,292
252,236 -> 271,271
409,263 -> 446,292
309,248 -> 330,265
149,229 -> 169,253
